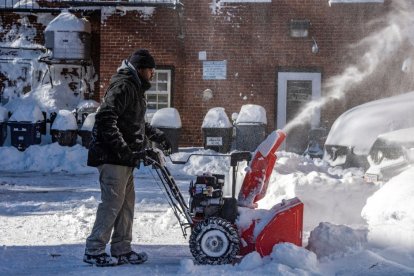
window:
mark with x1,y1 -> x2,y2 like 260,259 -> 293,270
145,69 -> 172,121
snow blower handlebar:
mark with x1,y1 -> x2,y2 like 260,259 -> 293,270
143,149 -> 252,238
168,151 -> 252,166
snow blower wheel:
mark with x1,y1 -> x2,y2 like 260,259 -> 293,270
189,217 -> 240,265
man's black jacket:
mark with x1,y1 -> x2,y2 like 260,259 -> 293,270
87,61 -> 163,167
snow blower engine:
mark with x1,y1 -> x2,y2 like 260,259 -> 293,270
145,129 -> 303,265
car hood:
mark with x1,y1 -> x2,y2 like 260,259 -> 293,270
325,91 -> 414,155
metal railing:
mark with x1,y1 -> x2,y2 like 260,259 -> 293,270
0,0 -> 182,12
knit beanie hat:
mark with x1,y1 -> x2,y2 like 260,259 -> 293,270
128,49 -> 156,69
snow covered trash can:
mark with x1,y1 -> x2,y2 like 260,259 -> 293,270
75,100 -> 99,128
50,110 -> 78,147
7,104 -> 44,151
0,106 -> 8,146
202,107 -> 233,153
78,112 -> 95,149
235,104 -> 267,152
150,108 -> 181,153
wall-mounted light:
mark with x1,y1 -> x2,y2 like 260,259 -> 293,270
289,19 -> 310,38
312,37 -> 319,54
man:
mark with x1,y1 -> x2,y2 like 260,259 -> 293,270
83,49 -> 171,267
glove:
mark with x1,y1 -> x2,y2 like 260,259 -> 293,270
158,135 -> 172,156
143,149 -> 160,166
132,150 -> 147,166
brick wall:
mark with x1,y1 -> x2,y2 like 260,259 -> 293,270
5,0 -> 413,148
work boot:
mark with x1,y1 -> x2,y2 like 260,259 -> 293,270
83,252 -> 118,267
113,251 -> 148,265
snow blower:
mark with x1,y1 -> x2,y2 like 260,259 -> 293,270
145,129 -> 303,265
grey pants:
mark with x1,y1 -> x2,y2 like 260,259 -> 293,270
85,164 -> 135,256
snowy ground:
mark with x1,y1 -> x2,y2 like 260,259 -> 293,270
0,144 -> 414,275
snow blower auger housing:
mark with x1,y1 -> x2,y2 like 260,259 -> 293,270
145,129 -> 304,265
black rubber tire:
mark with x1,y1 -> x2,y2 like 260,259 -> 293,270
189,217 -> 240,265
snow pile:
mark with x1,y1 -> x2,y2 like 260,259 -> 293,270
81,112 -> 96,131
13,0 -> 39,9
9,103 -> 44,122
51,110 -> 78,131
0,143 -> 93,173
0,143 -> 414,274
0,16 -> 44,104
375,127 -> 414,144
307,222 -> 367,259
151,107 -> 182,128
325,91 -> 414,155
76,99 -> 100,113
235,104 -> 267,125
362,167 -> 414,249
272,243 -> 319,273
45,11 -> 91,33
5,83 -> 84,115
179,243 -> 319,275
0,16 -> 41,48
201,107 -> 232,128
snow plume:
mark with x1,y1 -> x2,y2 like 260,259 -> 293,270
283,0 -> 414,135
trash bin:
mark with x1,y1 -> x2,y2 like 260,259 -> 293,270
202,107 -> 233,153
150,108 -> 181,153
7,104 -> 44,151
75,100 -> 100,128
78,112 -> 96,148
50,110 -> 78,147
235,104 -> 267,152
0,106 -> 8,146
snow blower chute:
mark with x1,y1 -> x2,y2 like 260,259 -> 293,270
145,129 -> 303,265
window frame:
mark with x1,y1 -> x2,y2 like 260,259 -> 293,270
145,66 -> 174,121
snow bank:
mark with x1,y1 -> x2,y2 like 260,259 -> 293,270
0,143 -> 93,173
272,243 -> 319,273
151,107 -> 182,128
257,152 -> 379,231
179,243 -> 319,275
325,91 -> 414,155
362,167 -> 414,249
5,83 -> 83,116
201,107 -> 232,128
375,127 -> 414,144
307,222 -> 367,259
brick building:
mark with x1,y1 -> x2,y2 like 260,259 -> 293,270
2,0 -> 413,152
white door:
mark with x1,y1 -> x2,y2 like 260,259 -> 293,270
277,72 -> 321,153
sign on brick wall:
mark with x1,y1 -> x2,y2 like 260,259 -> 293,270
203,60 -> 227,80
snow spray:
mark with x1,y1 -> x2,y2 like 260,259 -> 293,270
283,0 -> 414,135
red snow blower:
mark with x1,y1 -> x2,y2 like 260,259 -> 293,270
145,129 -> 303,265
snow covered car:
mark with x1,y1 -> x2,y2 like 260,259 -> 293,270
323,91 -> 414,168
364,128 -> 414,184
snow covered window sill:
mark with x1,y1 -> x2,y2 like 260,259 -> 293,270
329,0 -> 384,3
220,0 -> 271,2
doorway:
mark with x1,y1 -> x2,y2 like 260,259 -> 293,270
277,71 -> 321,153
